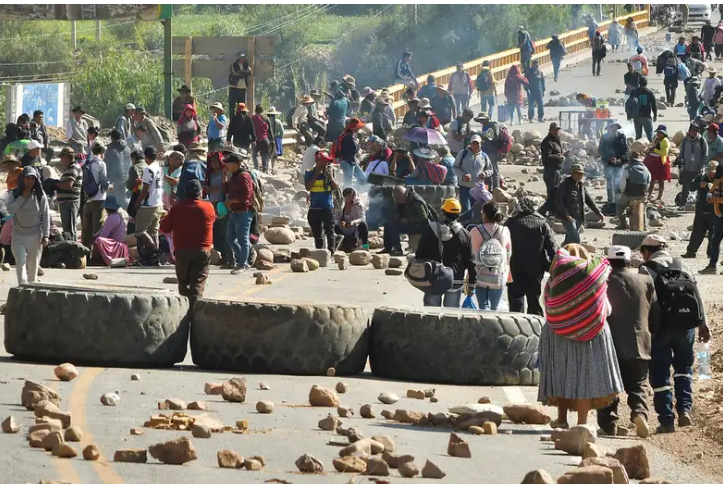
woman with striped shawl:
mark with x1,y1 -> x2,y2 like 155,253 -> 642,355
538,244 -> 623,428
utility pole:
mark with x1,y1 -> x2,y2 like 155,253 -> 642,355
95,20 -> 101,43
70,21 -> 77,49
163,17 -> 173,119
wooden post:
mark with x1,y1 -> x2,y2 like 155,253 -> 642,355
163,18 -> 173,119
95,20 -> 101,43
184,37 -> 193,88
630,200 -> 645,231
248,37 -> 256,110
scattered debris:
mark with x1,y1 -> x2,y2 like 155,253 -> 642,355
83,444 -> 101,461
447,432 -> 471,458
309,385 -> 340,407
378,392 -> 399,404
148,437 -> 198,465
255,401 -> 274,414
113,449 -> 147,463
54,363 -> 79,382
100,393 -> 120,407
295,453 -> 324,473
217,450 -> 244,469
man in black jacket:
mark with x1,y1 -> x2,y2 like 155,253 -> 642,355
629,77 -> 658,141
505,197 -> 557,315
416,198 -> 476,308
701,20 -> 715,61
555,164 -> 603,245
683,160 -> 719,258
226,103 -> 255,152
381,185 -> 432,256
599,123 -> 630,205
30,110 -> 53,163
539,122 -> 568,217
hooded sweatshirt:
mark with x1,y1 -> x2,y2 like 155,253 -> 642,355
504,65 -> 528,105
5,166 -> 50,238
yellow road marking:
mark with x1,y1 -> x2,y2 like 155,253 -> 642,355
51,380 -> 84,484
214,266 -> 285,299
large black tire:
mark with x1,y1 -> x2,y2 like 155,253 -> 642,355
611,231 -> 649,250
370,307 -> 543,385
190,300 -> 370,375
4,283 -> 189,367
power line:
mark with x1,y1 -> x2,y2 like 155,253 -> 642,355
245,4 -> 322,35
0,60 -> 70,66
255,4 -> 335,37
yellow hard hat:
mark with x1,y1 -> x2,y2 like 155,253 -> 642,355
441,198 -> 462,214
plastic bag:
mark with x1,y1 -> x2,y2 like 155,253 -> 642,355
462,295 -> 478,310
216,201 -> 229,219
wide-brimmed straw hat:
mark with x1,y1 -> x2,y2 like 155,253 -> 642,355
209,102 -> 225,113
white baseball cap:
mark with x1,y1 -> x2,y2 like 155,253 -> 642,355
607,245 -> 631,261
125,103 -> 136,111
470,135 -> 482,144
27,140 -> 43,150
641,234 -> 667,247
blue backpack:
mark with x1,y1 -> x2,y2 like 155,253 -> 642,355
663,62 -> 677,77
176,160 -> 207,201
678,63 -> 691,81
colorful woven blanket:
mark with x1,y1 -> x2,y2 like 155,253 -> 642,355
544,249 -> 611,342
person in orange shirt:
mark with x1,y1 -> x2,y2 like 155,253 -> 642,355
1,156 -> 23,190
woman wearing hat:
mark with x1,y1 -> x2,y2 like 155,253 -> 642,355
703,68 -> 720,106
388,148 -> 415,179
91,196 -> 129,266
407,147 -> 448,185
177,104 -> 200,148
207,102 -> 228,153
644,125 -> 671,201
363,136 -> 391,177
371,93 -> 394,140
6,166 -> 50,284
1,156 -> 23,191
334,118 -> 367,187
172,85 -> 196,122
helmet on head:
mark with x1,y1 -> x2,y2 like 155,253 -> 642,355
441,198 -> 462,215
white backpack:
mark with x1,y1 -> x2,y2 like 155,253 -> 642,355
475,225 -> 507,289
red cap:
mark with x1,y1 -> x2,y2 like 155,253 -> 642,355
708,123 -> 720,131
315,151 -> 333,163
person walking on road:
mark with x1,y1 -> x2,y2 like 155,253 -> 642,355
682,161 -> 719,259
685,76 -> 703,122
703,68 -> 720,106
624,63 -> 642,95
416,198 -> 476,308
224,152 -> 255,274
305,151 -> 339,254
476,60 -> 497,117
628,77 -> 657,141
554,164 -> 603,245
608,19 -> 623,52
6,166 -> 50,285
679,4 -> 689,29
599,245 -> 656,438
160,179 -> 215,309
644,126 -> 672,201
702,20 -> 715,62
453,135 -> 493,212
662,56 -> 679,104
591,30 -> 607,77
547,35 -> 567,81
539,244 -> 623,429
625,17 -> 639,52
504,65 -> 528,126
471,201 -> 511,311
639,234 -> 711,433
675,125 -> 708,208
505,196 -> 557,315
538,122 -> 567,217
448,62 -> 473,115
526,60 -> 545,123
517,26 -> 534,72
713,23 -> 723,60
599,123 -> 630,205
702,165 -> 723,273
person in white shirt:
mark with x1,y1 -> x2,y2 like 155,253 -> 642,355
133,146 -> 164,251
301,136 -> 326,174
703,68 -> 721,106
446,109 -> 474,156
81,141 -> 110,249
364,136 -> 391,177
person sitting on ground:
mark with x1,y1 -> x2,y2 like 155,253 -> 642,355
380,185 -> 432,256
91,196 -> 128,266
505,196 -> 557,315
683,160 -> 719,259
388,148 -> 415,179
406,147 -> 448,185
160,179 -> 216,308
471,201 -> 511,311
639,234 -> 711,433
459,182 -> 492,227
599,245 -> 656,438
416,198 -> 476,308
555,163 -> 603,245
305,151 -> 339,254
539,244 -> 623,430
335,187 -> 368,252
616,143 -> 652,229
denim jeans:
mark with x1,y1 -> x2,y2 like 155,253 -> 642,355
480,95 -> 496,119
634,117 -> 654,141
487,152 -> 500,189
459,186 -> 472,212
551,58 -> 561,80
340,161 -> 366,187
59,199 -> 80,241
383,220 -> 428,252
527,93 -> 544,122
604,165 -> 624,203
650,329 -> 695,426
453,94 -> 470,114
225,211 -> 253,269
562,218 -> 581,245
708,215 -> 723,265
476,286 -> 504,310
508,103 -> 523,124
423,288 -> 463,308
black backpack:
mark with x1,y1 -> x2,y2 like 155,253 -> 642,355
644,259 -> 705,331
625,93 -> 640,119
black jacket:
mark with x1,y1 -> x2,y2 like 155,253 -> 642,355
630,86 -> 658,119
415,221 -> 476,287
541,133 -> 565,169
505,212 -> 557,276
702,23 -> 715,44
554,175 -> 601,222
692,172 -> 716,214
226,112 -> 256,146
598,131 -> 630,166
624,71 -> 642,88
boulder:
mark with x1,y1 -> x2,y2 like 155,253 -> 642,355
522,469 -> 555,484
33,401 -> 71,428
1,416 -> 19,434
360,404 -> 375,418
318,414 -> 342,431
271,216 -> 291,225
382,451 -> 415,469
349,250 -> 371,266
54,443 -> 78,458
333,455 -> 367,473
54,363 -> 79,382
614,445 -> 650,480
581,443 -> 608,460
302,257 -> 320,271
204,382 -> 223,395
371,253 -> 390,269
337,406 -> 354,417
511,143 -> 525,154
191,425 -> 212,439
148,437 -> 198,465
295,453 -> 324,473
41,430 -> 64,452
307,249 -> 331,267
371,435 -> 395,452
672,130 -> 685,146
504,404 -> 551,424
558,465 -> 614,484
339,439 -> 372,457
368,237 -> 384,249
493,187 -> 514,203
580,457 -> 630,484
263,227 -> 295,245
422,460 -> 446,479
290,259 -> 309,272
221,377 -> 247,403
309,385 -> 340,407
255,248 -> 274,264
245,458 -> 264,470
399,461 -> 420,478
385,268 -> 403,276
378,392 -> 399,404
447,432 -> 471,458
554,425 -> 597,456
362,455 -> 391,476
21,381 -> 61,410
389,256 -> 406,268
217,450 -> 244,469
64,426 -> 83,442
100,393 -> 119,406
337,258 -> 349,270
83,444 -> 101,461
335,382 -> 348,393
28,429 -> 50,448
256,401 -> 274,414
393,409 -> 426,424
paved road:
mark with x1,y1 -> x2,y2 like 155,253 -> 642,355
1,24 -> 723,484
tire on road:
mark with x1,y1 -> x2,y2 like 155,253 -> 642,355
370,307 -> 543,385
190,300 -> 370,375
611,231 -> 649,250
4,283 -> 189,367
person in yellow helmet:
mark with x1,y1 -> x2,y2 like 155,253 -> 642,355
415,197 -> 477,307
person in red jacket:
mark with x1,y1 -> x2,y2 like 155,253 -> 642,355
504,64 -> 528,126
223,152 -> 255,274
160,179 -> 215,308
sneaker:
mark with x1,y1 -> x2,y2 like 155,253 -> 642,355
598,424 -> 617,436
678,412 -> 693,428
362,244 -> 370,250
230,266 -> 247,275
681,252 -> 696,259
656,424 -> 676,434
699,266 -> 717,275
550,420 -> 569,430
633,415 -> 650,438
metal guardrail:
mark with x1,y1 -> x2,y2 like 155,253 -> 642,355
384,7 -> 651,118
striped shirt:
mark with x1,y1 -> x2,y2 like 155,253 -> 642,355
57,162 -> 82,202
